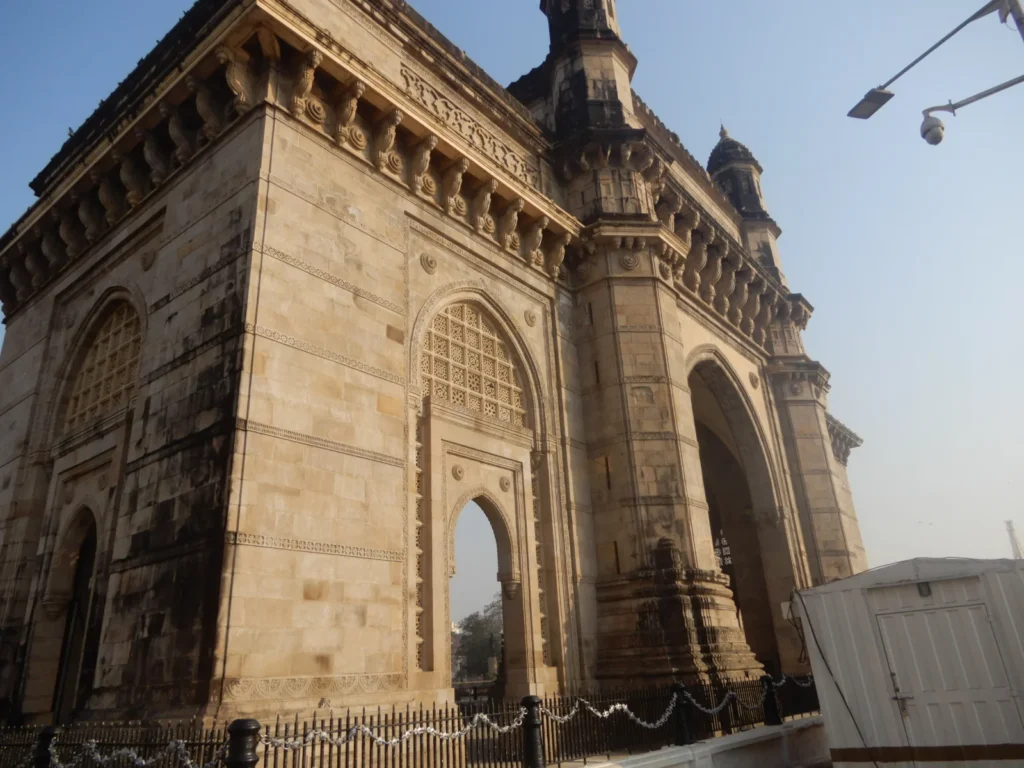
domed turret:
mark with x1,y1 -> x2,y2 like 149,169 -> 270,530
707,126 -> 768,220
708,126 -> 787,285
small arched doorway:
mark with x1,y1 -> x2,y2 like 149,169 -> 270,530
447,494 -> 530,698
689,359 -> 790,676
50,509 -> 99,723
450,501 -> 503,700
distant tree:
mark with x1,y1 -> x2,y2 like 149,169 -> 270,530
453,593 -> 502,681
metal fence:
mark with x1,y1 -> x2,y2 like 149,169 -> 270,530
0,675 -> 819,768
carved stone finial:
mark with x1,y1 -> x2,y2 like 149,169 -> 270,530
333,80 -> 365,144
187,76 -> 223,142
0,257 -> 20,308
547,231 -> 570,277
373,108 -> 403,171
18,242 -> 47,288
74,191 -> 104,244
216,45 -> 253,117
523,216 -> 548,266
714,252 -> 739,317
655,192 -> 681,229
682,227 -> 709,292
291,49 -> 322,116
113,149 -> 148,208
37,226 -> 67,270
741,280 -> 764,335
134,128 -> 169,186
408,134 -> 438,194
497,198 -> 525,250
699,240 -> 726,305
442,158 -> 470,216
470,179 -> 498,233
2,256 -> 31,302
54,209 -> 86,260
90,169 -> 123,225
720,124 -> 729,140
160,102 -> 195,166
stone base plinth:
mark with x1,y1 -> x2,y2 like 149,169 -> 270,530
595,555 -> 764,686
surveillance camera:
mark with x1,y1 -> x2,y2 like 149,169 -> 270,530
920,115 -> 944,145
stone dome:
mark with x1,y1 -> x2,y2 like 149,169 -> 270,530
707,126 -> 762,176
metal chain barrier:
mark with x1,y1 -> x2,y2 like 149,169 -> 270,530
682,690 -> 736,716
538,692 -> 679,730
732,687 -> 769,712
258,708 -> 527,751
770,673 -> 814,689
47,740 -> 227,768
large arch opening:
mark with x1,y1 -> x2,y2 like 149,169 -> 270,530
50,508 -> 100,724
689,360 -> 783,676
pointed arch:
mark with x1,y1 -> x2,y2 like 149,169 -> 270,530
410,282 -> 546,436
57,291 -> 144,437
683,345 -> 782,515
447,487 -> 519,584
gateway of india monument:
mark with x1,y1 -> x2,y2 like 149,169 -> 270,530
0,0 -> 867,724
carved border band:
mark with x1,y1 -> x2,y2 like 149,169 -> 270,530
226,531 -> 403,562
399,66 -> 540,190
223,672 -> 403,701
260,243 -> 405,315
237,418 -> 404,468
245,323 -> 403,385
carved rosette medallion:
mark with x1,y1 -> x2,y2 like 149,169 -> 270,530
386,153 -> 402,174
749,372 -> 760,390
451,464 -> 464,481
305,99 -> 327,124
420,252 -> 437,274
452,196 -> 468,216
620,252 -> 639,271
789,382 -> 803,395
499,477 -> 511,492
348,126 -> 367,150
422,176 -> 437,195
524,310 -> 537,327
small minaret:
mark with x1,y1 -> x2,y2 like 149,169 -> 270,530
540,0 -> 639,138
708,126 -> 786,286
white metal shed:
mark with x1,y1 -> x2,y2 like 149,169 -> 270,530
795,558 -> 1024,766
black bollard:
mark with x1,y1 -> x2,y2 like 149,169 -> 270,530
761,676 -> 782,727
226,719 -> 262,768
33,726 -> 58,768
670,683 -> 691,746
520,695 -> 545,768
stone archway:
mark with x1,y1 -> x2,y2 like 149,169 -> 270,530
33,507 -> 100,724
687,357 -> 801,676
411,296 -> 559,699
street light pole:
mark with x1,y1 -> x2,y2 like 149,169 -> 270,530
848,0 -> 1024,142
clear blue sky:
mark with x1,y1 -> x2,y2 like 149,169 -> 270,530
3,1 -> 1022,621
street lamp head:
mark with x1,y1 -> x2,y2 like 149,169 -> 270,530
920,114 -> 945,145
848,87 -> 895,119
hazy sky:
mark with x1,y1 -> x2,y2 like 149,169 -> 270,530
2,2 -> 1022,622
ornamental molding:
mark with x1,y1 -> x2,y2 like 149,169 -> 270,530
225,531 -> 403,561
223,672 -> 403,701
245,323 -> 403,385
261,243 -> 405,315
235,418 -> 404,468
399,65 -> 541,191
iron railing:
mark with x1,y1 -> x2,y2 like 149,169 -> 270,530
0,675 -> 819,768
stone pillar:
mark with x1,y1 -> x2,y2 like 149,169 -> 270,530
768,360 -> 868,584
576,235 -> 762,685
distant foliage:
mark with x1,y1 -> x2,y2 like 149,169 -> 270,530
452,593 -> 502,681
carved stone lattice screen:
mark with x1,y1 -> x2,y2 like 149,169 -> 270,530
421,303 -> 526,426
65,301 -> 142,432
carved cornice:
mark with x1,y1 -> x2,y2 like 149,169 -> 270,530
825,413 -> 863,467
766,360 -> 832,400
